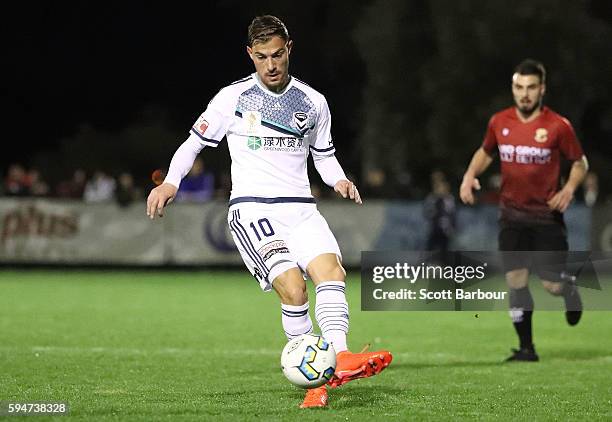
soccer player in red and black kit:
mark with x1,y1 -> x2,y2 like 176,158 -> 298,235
460,59 -> 589,362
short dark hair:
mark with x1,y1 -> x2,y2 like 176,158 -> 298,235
514,59 -> 546,84
247,15 -> 290,47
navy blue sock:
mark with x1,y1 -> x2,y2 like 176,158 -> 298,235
509,287 -> 534,350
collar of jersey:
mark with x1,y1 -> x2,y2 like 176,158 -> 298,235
252,72 -> 294,97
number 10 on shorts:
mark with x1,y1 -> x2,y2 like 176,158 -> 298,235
249,218 -> 275,241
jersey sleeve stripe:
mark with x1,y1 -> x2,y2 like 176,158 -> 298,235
190,128 -> 221,146
309,145 -> 335,153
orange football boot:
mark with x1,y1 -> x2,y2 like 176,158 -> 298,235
328,344 -> 393,388
300,385 -> 328,408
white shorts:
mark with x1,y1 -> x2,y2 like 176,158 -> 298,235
227,201 -> 341,292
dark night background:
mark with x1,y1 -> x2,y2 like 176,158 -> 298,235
4,0 -> 612,200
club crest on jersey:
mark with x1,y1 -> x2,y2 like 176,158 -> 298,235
194,115 -> 209,137
534,128 -> 548,143
244,110 -> 261,134
292,112 -> 309,131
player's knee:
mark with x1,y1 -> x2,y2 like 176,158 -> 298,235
542,280 -> 564,296
505,269 -> 529,289
311,265 -> 345,284
321,264 -> 346,282
307,253 -> 346,284
283,285 -> 308,305
273,271 -> 308,305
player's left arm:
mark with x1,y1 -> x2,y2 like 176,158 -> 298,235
310,95 -> 362,204
313,155 -> 362,204
547,155 -> 589,212
547,118 -> 589,212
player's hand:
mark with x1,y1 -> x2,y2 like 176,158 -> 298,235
459,176 -> 481,205
146,183 -> 178,219
334,180 -> 362,205
547,187 -> 574,212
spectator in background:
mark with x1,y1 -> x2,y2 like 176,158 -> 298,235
115,172 -> 142,207
4,163 -> 29,196
361,167 -> 398,199
84,170 -> 116,202
580,171 -> 598,207
395,169 -> 417,199
362,168 -> 385,198
56,169 -> 87,199
423,170 -> 456,254
215,171 -> 232,199
175,157 -> 214,202
26,168 -> 50,197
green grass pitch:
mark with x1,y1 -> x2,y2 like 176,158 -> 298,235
1,270 -> 611,421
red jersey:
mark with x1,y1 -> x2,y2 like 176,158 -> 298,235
481,106 -> 584,222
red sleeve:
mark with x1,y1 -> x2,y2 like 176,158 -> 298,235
481,116 -> 497,155
558,118 -> 584,161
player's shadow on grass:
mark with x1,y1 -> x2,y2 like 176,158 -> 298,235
326,385 -> 409,410
542,348 -> 612,361
390,360 -> 500,370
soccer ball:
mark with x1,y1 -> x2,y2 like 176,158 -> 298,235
280,334 -> 336,389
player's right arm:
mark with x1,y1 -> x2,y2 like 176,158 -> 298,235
460,116 -> 497,205
147,136 -> 204,219
460,147 -> 493,205
146,88 -> 232,219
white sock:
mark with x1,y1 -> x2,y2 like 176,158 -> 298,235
281,302 -> 313,340
315,281 -> 349,353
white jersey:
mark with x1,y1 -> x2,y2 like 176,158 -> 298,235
188,73 -> 336,204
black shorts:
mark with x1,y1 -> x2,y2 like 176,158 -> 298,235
498,219 -> 568,277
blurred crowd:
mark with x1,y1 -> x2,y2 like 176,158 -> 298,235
2,163 -> 142,207
1,161 -> 603,209
0,158 -> 230,207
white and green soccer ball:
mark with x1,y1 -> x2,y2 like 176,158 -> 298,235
280,334 -> 336,388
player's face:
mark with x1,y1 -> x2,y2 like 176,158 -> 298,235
247,36 -> 292,93
512,73 -> 545,117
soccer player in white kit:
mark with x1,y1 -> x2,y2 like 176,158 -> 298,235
146,15 -> 392,408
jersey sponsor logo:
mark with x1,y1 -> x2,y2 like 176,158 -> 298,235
534,128 -> 548,143
261,136 -> 305,153
194,115 -> 209,137
498,144 -> 551,164
248,136 -> 262,150
244,110 -> 261,134
258,240 -> 290,262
